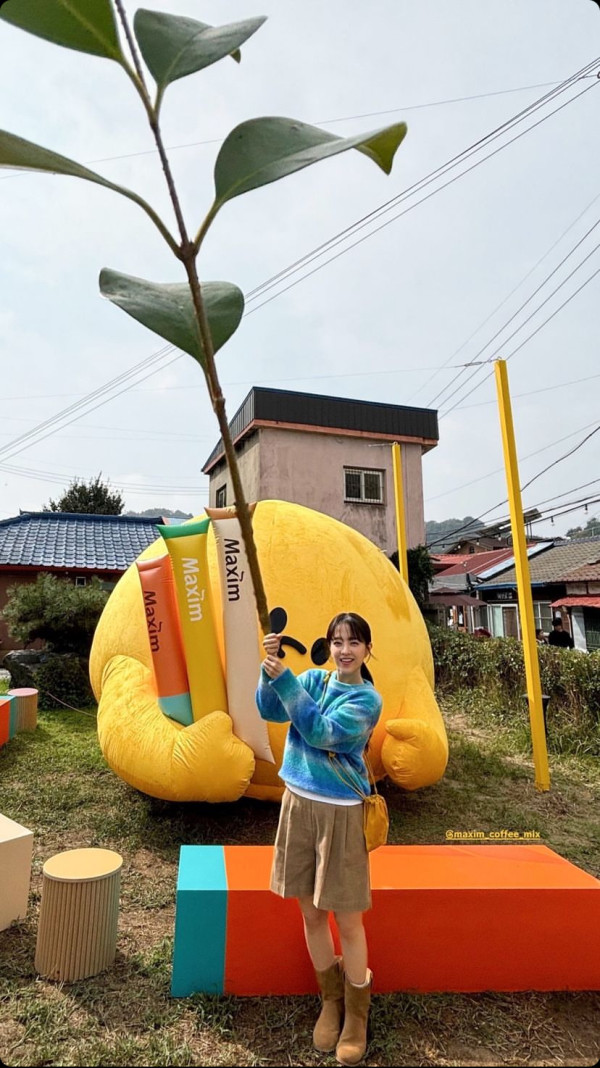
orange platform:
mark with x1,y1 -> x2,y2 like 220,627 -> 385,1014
223,845 -> 600,995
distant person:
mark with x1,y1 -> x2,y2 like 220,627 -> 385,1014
548,619 -> 574,649
536,629 -> 548,644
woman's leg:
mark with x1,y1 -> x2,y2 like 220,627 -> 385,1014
333,910 -> 368,985
298,896 -> 335,969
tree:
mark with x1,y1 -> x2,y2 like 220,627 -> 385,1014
567,516 -> 600,539
2,574 -> 109,655
0,1 -> 407,634
44,474 -> 124,515
390,545 -> 435,611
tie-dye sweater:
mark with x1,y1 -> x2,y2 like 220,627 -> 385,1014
256,667 -> 382,800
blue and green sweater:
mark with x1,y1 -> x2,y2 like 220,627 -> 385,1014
256,667 -> 382,800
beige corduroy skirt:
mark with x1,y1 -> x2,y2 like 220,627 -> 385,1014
270,788 -> 371,913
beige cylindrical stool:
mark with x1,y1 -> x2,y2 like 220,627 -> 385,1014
7,687 -> 38,732
35,848 -> 122,982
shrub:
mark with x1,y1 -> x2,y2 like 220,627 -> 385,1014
34,655 -> 95,711
1,574 -> 108,655
428,624 -> 600,754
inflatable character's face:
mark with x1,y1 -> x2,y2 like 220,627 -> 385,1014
90,501 -> 447,803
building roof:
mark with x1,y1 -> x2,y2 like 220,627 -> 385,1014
551,595 -> 600,609
0,512 -> 164,571
203,386 -> 439,473
477,537 -> 600,588
557,559 -> 600,583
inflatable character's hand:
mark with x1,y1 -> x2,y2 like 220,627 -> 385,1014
380,665 -> 448,791
97,655 -> 255,802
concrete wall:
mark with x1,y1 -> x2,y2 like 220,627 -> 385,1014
208,432 -> 261,509
255,427 -> 426,553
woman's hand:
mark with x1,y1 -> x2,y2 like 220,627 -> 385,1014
263,654 -> 286,679
262,632 -> 282,657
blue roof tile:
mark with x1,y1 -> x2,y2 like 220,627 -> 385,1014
0,512 -> 166,570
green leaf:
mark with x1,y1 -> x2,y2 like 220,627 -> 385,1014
134,10 -> 266,102
99,270 -> 245,367
0,0 -> 124,62
213,117 -> 408,209
0,129 -> 177,250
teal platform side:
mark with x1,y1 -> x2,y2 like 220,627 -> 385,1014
7,696 -> 17,739
171,845 -> 227,996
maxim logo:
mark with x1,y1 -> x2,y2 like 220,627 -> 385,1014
182,557 -> 204,622
143,590 -> 162,652
224,538 -> 244,603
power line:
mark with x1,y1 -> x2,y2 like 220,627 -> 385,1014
243,58 -> 600,311
426,418 -> 600,503
440,259 -> 600,417
428,203 -> 600,409
1,78 -> 590,180
451,370 -> 600,410
2,59 -> 598,467
426,420 -> 600,548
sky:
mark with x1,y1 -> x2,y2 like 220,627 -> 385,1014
1,0 -> 599,540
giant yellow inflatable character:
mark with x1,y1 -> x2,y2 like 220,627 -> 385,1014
90,501 -> 448,802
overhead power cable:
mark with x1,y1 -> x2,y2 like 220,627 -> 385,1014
2,58 -> 598,467
428,208 -> 600,409
440,259 -> 600,417
243,57 -> 600,312
426,418 -> 600,503
426,419 -> 600,548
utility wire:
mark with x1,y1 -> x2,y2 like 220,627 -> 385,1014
426,420 -> 600,548
440,259 -> 600,417
428,205 -> 600,408
243,58 -> 600,309
426,418 -> 600,503
2,60 -> 598,466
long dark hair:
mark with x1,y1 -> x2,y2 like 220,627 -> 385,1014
326,612 -> 374,684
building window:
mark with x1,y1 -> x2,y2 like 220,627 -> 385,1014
75,576 -> 87,587
344,467 -> 384,504
216,485 -> 227,508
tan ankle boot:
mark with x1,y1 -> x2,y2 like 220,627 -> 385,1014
335,970 -> 372,1066
313,957 -> 345,1052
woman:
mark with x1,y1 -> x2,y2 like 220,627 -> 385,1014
256,612 -> 382,1066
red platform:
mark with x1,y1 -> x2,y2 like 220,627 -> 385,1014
224,845 -> 600,994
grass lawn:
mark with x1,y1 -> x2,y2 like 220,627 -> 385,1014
1,693 -> 599,1067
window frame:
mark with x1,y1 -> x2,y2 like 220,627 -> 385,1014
343,466 -> 385,505
215,484 -> 227,508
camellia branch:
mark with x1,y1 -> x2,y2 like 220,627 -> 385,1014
113,0 -> 271,634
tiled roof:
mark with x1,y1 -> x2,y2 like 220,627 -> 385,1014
558,560 -> 600,582
0,512 -> 165,570
478,537 -> 600,588
551,595 -> 600,608
434,548 -> 517,578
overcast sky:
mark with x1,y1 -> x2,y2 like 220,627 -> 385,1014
1,0 -> 599,540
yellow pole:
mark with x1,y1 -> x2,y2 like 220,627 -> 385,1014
392,442 -> 409,585
494,360 -> 550,791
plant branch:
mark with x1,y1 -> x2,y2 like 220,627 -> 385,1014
182,253 -> 271,635
112,0 -> 271,635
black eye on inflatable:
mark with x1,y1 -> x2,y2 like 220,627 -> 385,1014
311,637 -> 329,666
269,607 -> 287,632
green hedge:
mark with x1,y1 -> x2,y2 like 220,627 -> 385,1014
428,624 -> 600,755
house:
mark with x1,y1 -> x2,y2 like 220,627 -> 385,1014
476,537 -> 600,649
202,386 -> 438,554
426,547 -> 533,631
0,511 -> 165,651
552,557 -> 600,652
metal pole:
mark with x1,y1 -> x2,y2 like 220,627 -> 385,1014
392,442 -> 409,585
494,360 -> 550,791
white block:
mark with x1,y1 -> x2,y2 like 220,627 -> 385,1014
0,813 -> 33,930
